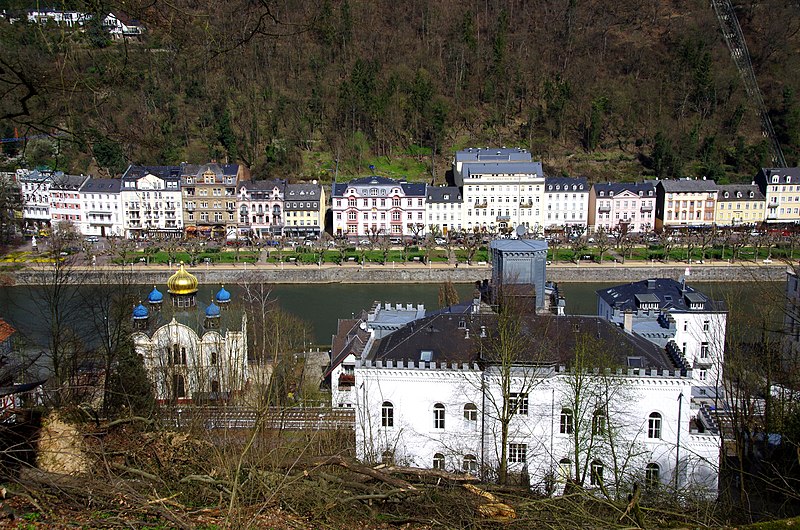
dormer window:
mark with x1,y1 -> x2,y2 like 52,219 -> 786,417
639,191 -> 643,196
773,176 -> 779,183
609,191 -> 614,197
749,191 -> 754,198
789,177 -> 792,184
420,350 -> 433,362
736,192 -> 742,198
458,319 -> 466,329
599,191 -> 604,197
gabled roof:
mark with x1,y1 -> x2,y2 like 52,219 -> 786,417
757,167 -> 800,185
180,163 -> 240,179
426,186 -> 462,203
597,278 -> 727,313
325,316 -> 370,378
80,177 -> 121,194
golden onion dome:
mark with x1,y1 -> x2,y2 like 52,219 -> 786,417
167,263 -> 198,295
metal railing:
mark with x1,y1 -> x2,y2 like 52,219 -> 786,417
161,406 -> 355,431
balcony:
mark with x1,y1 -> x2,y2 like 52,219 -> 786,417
768,202 -> 778,209
496,215 -> 511,222
598,205 -> 611,213
519,202 -> 533,208
474,202 -> 488,208
640,204 -> 653,212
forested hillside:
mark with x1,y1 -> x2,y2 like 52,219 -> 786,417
1,0 -> 799,183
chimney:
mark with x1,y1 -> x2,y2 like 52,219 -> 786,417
647,279 -> 656,290
623,310 -> 634,334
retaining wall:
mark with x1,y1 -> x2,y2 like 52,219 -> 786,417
5,262 -> 789,286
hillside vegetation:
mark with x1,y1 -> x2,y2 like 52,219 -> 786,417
1,0 -> 800,184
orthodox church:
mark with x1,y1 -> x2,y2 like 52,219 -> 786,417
131,264 -> 248,403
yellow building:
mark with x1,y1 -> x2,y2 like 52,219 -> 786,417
714,184 -> 765,227
756,168 -> 800,224
283,182 -> 326,238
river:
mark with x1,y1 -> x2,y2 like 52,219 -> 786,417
0,281 -> 780,347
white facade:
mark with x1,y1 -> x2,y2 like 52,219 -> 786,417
355,360 -> 719,494
19,170 -> 52,227
121,169 -> 183,238
544,177 -> 589,231
79,178 -> 123,237
133,316 -> 248,403
596,279 -> 727,395
238,180 -> 285,237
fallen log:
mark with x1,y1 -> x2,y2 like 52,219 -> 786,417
384,465 -> 480,484
463,483 -> 516,520
286,455 -> 417,491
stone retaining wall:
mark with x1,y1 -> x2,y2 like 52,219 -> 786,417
6,262 -> 789,285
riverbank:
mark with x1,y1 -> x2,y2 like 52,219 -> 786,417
4,259 -> 790,285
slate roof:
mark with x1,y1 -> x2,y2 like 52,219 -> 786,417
455,147 -> 532,163
545,176 -> 588,191
239,179 -> 285,192
716,184 -> 764,202
426,186 -> 462,203
462,161 -> 544,178
597,278 -> 727,313
658,179 -> 718,193
592,181 -> 657,196
121,165 -> 181,181
180,163 -> 240,178
757,167 -> 800,185
50,173 -> 88,190
284,184 -> 322,211
325,315 -> 370,378
331,176 -> 426,197
80,178 -> 121,194
366,312 -> 676,371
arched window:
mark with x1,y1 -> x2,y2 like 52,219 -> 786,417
560,408 -> 574,434
210,351 -> 217,365
433,453 -> 445,470
173,374 -> 185,399
558,458 -> 572,481
463,403 -> 478,424
645,463 -> 660,489
381,401 -> 394,427
592,409 -> 606,435
648,412 -> 662,439
433,403 -> 445,429
590,460 -> 604,486
463,455 -> 478,474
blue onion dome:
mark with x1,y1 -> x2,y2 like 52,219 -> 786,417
148,285 -> 163,304
205,300 -> 221,318
215,285 -> 231,303
132,302 -> 149,320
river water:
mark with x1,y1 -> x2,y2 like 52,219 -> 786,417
0,281 -> 779,347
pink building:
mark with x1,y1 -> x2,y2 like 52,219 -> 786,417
331,176 -> 426,237
49,174 -> 89,232
588,181 -> 657,233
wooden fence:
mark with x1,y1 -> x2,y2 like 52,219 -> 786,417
160,406 -> 355,431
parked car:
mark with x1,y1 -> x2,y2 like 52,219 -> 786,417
85,236 -> 100,243
264,240 -> 281,247
435,238 -> 447,245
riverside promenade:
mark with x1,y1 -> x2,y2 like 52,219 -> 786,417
7,258 -> 791,285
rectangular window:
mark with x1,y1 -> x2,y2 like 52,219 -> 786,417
508,443 -> 527,463
700,342 -> 710,359
509,393 -> 528,415
703,320 -> 709,331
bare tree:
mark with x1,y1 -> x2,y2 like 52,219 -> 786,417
592,227 -> 612,264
